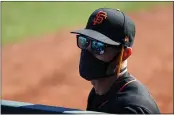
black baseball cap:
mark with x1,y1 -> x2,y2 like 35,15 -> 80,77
71,8 -> 136,47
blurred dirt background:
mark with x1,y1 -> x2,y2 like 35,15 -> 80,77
2,4 -> 173,113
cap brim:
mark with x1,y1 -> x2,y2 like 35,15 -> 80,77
71,29 -> 120,46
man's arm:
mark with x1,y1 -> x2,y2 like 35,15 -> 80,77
118,106 -> 151,114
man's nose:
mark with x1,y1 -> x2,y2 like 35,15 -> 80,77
86,42 -> 92,51
85,42 -> 95,55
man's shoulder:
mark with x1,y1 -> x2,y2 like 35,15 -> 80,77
120,73 -> 151,95
117,105 -> 153,114
114,92 -> 160,114
113,76 -> 160,114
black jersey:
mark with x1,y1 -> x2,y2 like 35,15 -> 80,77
86,72 -> 160,114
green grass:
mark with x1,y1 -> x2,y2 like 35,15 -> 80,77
2,1 -> 171,45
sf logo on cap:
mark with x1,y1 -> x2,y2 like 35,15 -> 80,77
93,11 -> 107,25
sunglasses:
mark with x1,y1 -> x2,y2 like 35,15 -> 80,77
76,35 -> 121,55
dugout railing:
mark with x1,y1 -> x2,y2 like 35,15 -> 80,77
1,99 -> 103,114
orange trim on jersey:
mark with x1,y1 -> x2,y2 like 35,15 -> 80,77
97,79 -> 137,109
119,79 -> 137,92
98,100 -> 108,109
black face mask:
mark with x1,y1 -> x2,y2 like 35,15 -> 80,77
79,50 -> 119,81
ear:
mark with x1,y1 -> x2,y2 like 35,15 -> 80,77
122,47 -> 132,61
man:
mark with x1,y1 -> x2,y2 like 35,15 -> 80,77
71,8 -> 160,114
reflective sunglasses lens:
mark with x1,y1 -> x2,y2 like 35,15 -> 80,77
77,36 -> 89,49
91,41 -> 105,55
